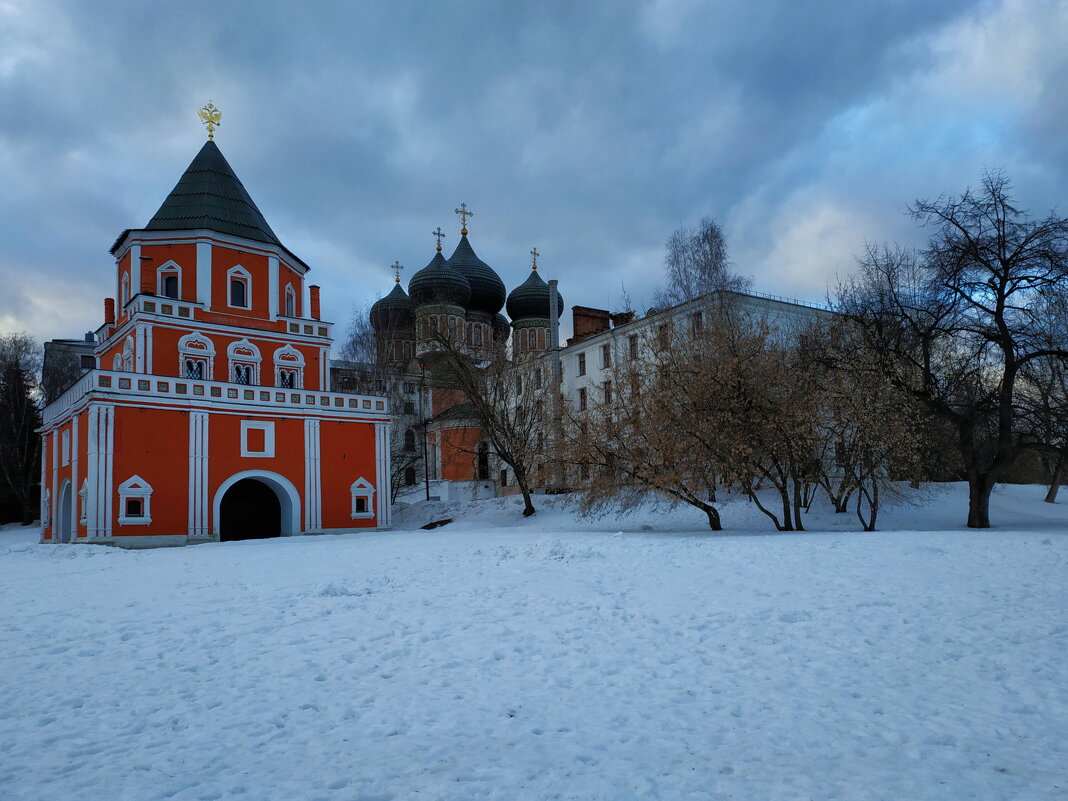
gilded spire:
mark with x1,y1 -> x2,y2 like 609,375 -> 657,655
432,226 -> 446,253
454,202 -> 473,235
391,260 -> 404,284
530,246 -> 540,271
198,102 -> 222,141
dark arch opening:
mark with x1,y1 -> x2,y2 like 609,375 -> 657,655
219,478 -> 281,541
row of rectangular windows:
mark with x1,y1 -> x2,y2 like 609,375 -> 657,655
572,314 -> 703,376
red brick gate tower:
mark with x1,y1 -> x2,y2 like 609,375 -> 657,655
39,111 -> 391,546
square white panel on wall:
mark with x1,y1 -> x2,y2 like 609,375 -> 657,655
240,421 -> 275,458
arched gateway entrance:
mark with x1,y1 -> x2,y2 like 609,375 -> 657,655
219,479 -> 281,541
212,470 -> 301,542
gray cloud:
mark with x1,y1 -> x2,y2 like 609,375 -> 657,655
1,0 -> 1065,345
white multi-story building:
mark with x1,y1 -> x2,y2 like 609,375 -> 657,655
558,291 -> 832,412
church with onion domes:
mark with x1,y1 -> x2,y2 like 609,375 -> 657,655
365,203 -> 565,500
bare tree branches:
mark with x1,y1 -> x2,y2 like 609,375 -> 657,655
838,172 -> 1068,527
655,217 -> 751,307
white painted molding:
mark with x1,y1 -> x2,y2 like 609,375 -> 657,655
240,420 -> 275,458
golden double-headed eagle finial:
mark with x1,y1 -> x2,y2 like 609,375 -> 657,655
198,102 -> 222,140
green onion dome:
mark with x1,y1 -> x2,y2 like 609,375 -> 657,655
505,267 -> 564,321
370,282 -> 414,332
409,249 -> 472,307
447,233 -> 505,315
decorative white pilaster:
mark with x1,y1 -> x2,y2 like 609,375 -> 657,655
130,244 -> 141,299
39,432 -> 49,539
101,404 -> 114,537
145,325 -> 153,374
374,422 -> 392,528
303,418 -> 321,531
50,431 -> 58,541
70,415 -> 79,540
188,411 -> 210,537
268,255 -> 279,320
135,325 -> 147,373
86,408 -> 98,538
196,241 -> 212,308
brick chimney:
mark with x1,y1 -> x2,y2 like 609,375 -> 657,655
568,306 -> 610,344
104,298 -> 115,325
309,285 -> 321,320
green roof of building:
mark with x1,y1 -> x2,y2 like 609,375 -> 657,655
144,140 -> 282,246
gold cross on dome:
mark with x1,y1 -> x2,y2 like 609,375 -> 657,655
391,261 -> 404,283
198,102 -> 222,140
454,202 -> 474,232
530,246 -> 540,270
432,227 -> 446,250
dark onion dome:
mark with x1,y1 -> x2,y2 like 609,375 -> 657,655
447,234 -> 505,315
370,282 -> 413,332
505,268 -> 565,321
493,313 -> 511,342
409,250 -> 472,307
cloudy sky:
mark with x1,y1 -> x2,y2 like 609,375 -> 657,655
1,0 -> 1066,345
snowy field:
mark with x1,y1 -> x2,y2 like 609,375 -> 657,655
1,483 -> 1066,801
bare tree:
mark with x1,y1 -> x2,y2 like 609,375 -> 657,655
429,332 -> 545,517
0,332 -> 43,525
559,325 -> 727,530
334,304 -> 423,503
655,217 -> 751,307
1017,287 -> 1068,502
838,172 -> 1068,528
809,320 -> 925,530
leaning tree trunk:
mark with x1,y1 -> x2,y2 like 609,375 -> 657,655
701,503 -> 722,531
1045,452 -> 1065,504
513,469 -> 536,517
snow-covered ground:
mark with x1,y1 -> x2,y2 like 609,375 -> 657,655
1,484 -> 1065,800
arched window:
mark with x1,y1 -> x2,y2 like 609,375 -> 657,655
230,278 -> 246,307
227,265 -> 252,309
177,331 -> 215,380
121,336 -> 134,372
284,285 -> 296,317
227,338 -> 261,385
120,274 -> 131,308
273,344 -> 305,389
404,429 -> 416,452
157,261 -> 182,299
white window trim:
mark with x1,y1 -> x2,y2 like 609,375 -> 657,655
78,479 -> 88,526
156,260 -> 182,299
284,284 -> 297,317
178,331 -> 216,380
227,265 -> 252,310
121,273 -> 131,308
241,421 -> 276,458
121,335 -> 134,372
350,477 -> 375,519
228,338 -> 262,385
117,475 -> 153,526
273,344 -> 305,389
